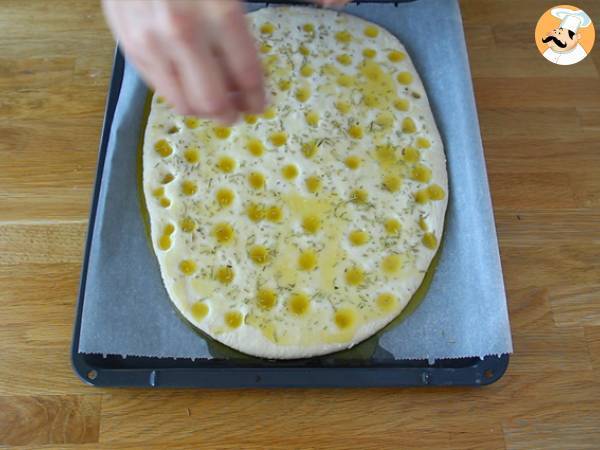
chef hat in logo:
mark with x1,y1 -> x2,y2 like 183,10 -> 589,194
551,7 -> 592,33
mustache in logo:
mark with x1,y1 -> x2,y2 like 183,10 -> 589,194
542,35 -> 567,48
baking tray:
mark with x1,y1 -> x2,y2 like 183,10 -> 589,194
71,0 -> 509,388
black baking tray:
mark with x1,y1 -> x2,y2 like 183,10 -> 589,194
71,1 -> 509,388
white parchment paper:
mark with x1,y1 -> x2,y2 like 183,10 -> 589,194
79,0 -> 513,361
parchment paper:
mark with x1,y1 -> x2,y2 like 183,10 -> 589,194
79,0 -> 513,361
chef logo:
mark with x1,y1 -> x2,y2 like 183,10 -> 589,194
535,5 -> 595,65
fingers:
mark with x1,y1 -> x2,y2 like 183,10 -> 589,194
131,49 -> 193,115
157,1 -> 238,123
102,0 -> 192,114
200,0 -> 266,114
103,0 -> 261,124
103,0 -> 269,123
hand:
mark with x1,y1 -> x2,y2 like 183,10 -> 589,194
102,0 -> 264,124
102,0 -> 350,124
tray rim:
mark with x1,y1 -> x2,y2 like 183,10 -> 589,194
71,17 -> 510,388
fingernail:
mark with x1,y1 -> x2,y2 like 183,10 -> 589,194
244,88 -> 267,114
178,108 -> 195,116
321,0 -> 344,8
214,111 -> 238,126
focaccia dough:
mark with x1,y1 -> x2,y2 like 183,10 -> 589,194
143,7 -> 448,359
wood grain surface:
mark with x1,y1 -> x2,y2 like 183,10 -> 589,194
1,1 -> 599,448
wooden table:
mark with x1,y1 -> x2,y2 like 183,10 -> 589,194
1,1 -> 599,448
